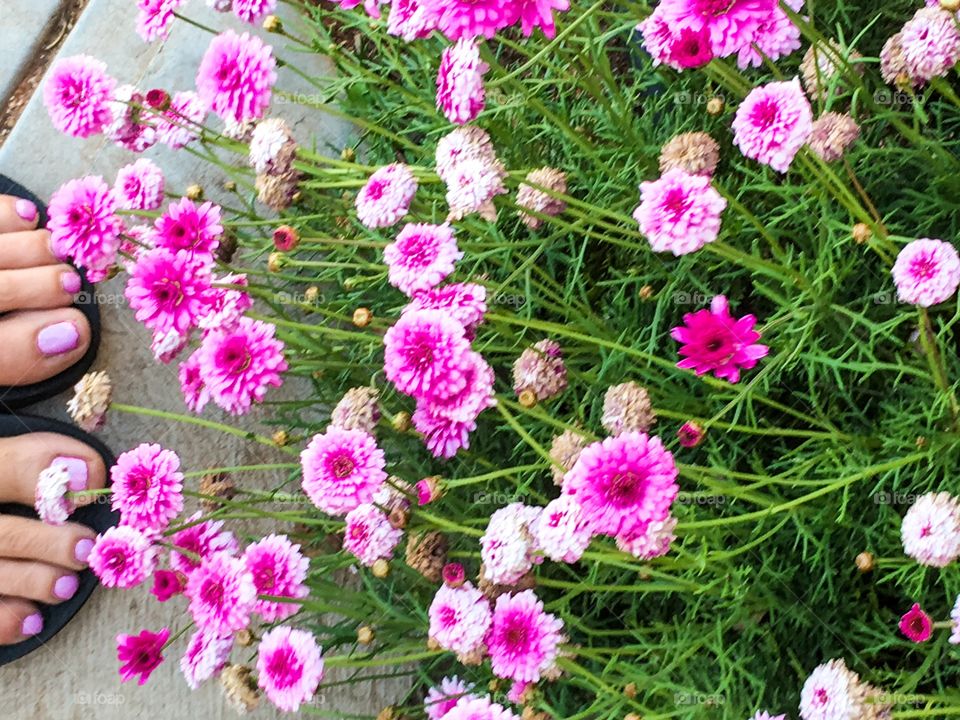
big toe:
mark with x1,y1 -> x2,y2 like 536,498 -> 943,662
0,308 -> 91,389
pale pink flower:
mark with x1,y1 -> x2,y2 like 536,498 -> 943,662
444,155 -> 507,221
950,594 -> 960,644
892,239 -> 960,307
136,0 -> 187,42
198,274 -> 253,332
736,0 -> 803,69
633,168 -> 726,255
196,30 -> 277,123
486,590 -> 564,683
356,164 -> 418,229
900,7 -> 960,85
233,0 -> 277,23
443,697 -> 521,720
185,552 -> 257,634
43,55 -> 116,138
437,38 -> 488,125
732,78 -> 813,173
901,491 -> 960,567
480,503 -> 542,585
424,677 -> 476,720
156,91 -> 208,148
384,223 -> 463,296
90,525 -> 158,588
428,582 -> 492,657
179,351 -> 211,414
256,627 -> 324,712
300,426 -> 387,515
799,659 -> 889,720
105,85 -> 157,153
111,443 -> 184,533
180,629 -> 232,690
534,495 -> 592,563
615,516 -> 677,559
388,0 -> 437,41
342,503 -> 404,567
34,461 -> 76,526
114,159 -> 165,211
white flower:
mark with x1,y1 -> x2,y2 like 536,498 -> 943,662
35,462 -> 75,526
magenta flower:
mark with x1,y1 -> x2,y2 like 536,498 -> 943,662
563,431 -> 678,538
659,0 -> 778,58
233,0 -> 278,23
47,175 -> 123,283
169,512 -> 239,576
243,534 -> 309,622
385,223 -> 463,296
732,78 -> 813,173
154,197 -> 223,260
443,697 -> 520,720
150,569 -> 184,602
256,626 -> 324,712
669,26 -> 714,68
437,38 -> 488,125
383,309 -> 472,399
197,317 -> 288,415
405,283 -> 487,336
677,421 -> 705,448
185,552 -> 257,634
136,0 -> 186,42
116,627 -> 170,685
671,295 -> 769,383
43,55 -> 116,138
428,582 -> 492,657
388,0 -> 437,41
356,164 -> 418,229
179,351 -> 211,414
736,0 -> 803,69
114,159 -> 165,211
196,30 -> 277,123
633,169 -> 726,256
300,426 -> 387,515
343,503 -> 404,567
442,562 -> 465,586
901,7 -> 960,85
425,676 -> 476,720
111,443 -> 184,533
516,0 -> 570,38
90,525 -> 158,589
899,603 -> 933,643
156,90 -> 207,148
892,239 -> 960,307
180,629 -> 233,690
125,248 -> 213,335
420,0 -> 519,40
486,590 -> 564,683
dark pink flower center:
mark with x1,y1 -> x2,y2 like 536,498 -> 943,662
606,471 -> 646,506
662,187 -> 693,220
266,647 -> 304,689
217,336 -> 253,375
439,606 -> 457,628
200,577 -> 225,606
909,254 -> 939,282
750,99 -> 781,130
125,466 -> 154,500
814,688 -> 829,705
329,452 -> 356,479
106,547 -> 129,571
254,564 -> 277,592
365,180 -> 385,202
398,232 -> 439,268
153,277 -> 184,306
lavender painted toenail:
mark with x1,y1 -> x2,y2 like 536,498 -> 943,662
37,322 -> 79,356
74,538 -> 94,564
61,272 -> 81,295
21,613 -> 43,637
15,199 -> 37,223
55,456 -> 88,491
53,575 -> 78,600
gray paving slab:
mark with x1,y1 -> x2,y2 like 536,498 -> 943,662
0,0 -> 65,104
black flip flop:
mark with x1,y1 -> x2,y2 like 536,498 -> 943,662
0,413 -> 117,665
0,176 -> 101,411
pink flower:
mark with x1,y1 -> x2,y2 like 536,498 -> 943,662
233,0 -> 277,23
669,26 -> 715,68
388,0 -> 437,41
480,503 -> 542,585
105,85 -> 158,152
170,512 -> 238,576
563,431 -> 678,538
198,274 -> 253,332
901,7 -> 960,85
43,55 -> 116,138
659,0 -> 778,58
436,126 -> 500,182
892,239 -> 960,307
116,628 -> 170,685
179,351 -> 211,413
47,175 -> 123,282
751,714 -> 786,720
899,603 -> 933,643
405,283 -> 487,335
516,0 -> 569,38
331,0 -> 386,18
300,426 -> 387,515
615,516 -> 677,559
90,525 -> 158,588
154,197 -> 223,261
356,164 -> 418,229
677,421 -> 705,448
383,309 -> 472,399
799,659 -> 884,720
151,328 -> 189,364
136,0 -> 187,42
180,629 -> 232,690
633,169 -> 726,256
197,317 -> 288,415
425,676 -> 475,720
732,78 -> 813,173
736,0 -> 803,69
437,38 -> 488,125
256,627 -> 324,712
111,443 -> 184,533
901,491 -> 960,567
196,30 -> 277,123
243,534 -> 309,621
156,91 -> 207,148
125,248 -> 213,335
950,595 -> 960,644
671,295 -> 769,383
443,697 -> 521,720
385,223 -> 463,296
443,155 -> 508,221
185,552 -> 257,634
151,569 -> 185,602
420,0 -> 518,40
114,159 -> 165,211
443,562 -> 465,586
486,590 -> 564,683
342,503 -> 404,567
428,582 -> 492,657
34,461 -> 76,526
534,495 -> 592,563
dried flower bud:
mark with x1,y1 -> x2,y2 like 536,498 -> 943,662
305,286 -> 320,303
376,707 -> 398,720
516,167 -> 568,229
548,429 -> 588,486
273,225 -> 299,252
186,184 -> 204,201
235,628 -> 256,647
262,14 -> 283,32
199,472 -> 236,512
513,339 -> 567,402
353,307 -> 373,328
220,664 -> 261,714
268,252 -> 284,273
638,285 -> 654,301
357,626 -> 375,644
677,421 -> 705,448
216,231 -> 238,263
624,682 -> 637,699
372,558 -> 390,578
256,171 -> 301,210
916,435 -> 927,448
659,131 -> 720,177
341,147 -> 356,162
405,531 -> 448,582
518,389 -> 537,408
272,429 -> 289,447
851,222 -> 871,244
223,179 -> 237,192
602,382 -> 656,435
942,0 -> 960,11
388,506 -> 408,529
144,88 -> 170,111
807,112 -> 860,163
331,387 -> 380,433
67,371 -> 112,432
706,97 -> 724,116
416,476 -> 443,505
855,551 -> 874,573
392,411 -> 412,432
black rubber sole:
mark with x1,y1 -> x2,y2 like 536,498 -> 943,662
0,176 -> 102,411
0,414 -> 117,666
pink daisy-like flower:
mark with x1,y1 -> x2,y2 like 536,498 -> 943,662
179,350 -> 211,414
435,126 -> 500,183
43,55 -> 116,138
516,0 -> 570,38
233,0 -> 277,23
243,534 -> 309,622
671,295 -> 769,383
444,697 -> 521,720
125,248 -> 213,335
180,629 -> 233,690
185,551 -> 257,634
420,0 -> 518,40
736,0 -> 803,69
385,223 -> 463,296
751,714 -> 786,720
388,0 -> 437,41
732,78 -> 813,173
196,30 -> 277,123
513,339 -> 567,401
300,426 -> 387,515
425,676 -> 476,720
356,164 -> 418,229
154,197 -> 223,260
111,443 -> 184,533
116,628 -> 170,685
564,431 -> 678,538
615,515 -> 677,559
331,0 -> 386,18
901,491 -> 960,567
90,525 -> 158,588
151,569 -> 184,602
34,460 -> 76,526
136,0 -> 187,42
197,317 -> 288,415
256,626 -> 324,713
342,503 -> 404,567
892,239 -> 960,307
114,159 -> 165,211
486,590 -> 564,683
659,0 -> 778,58
444,155 -> 508,222
633,168 -> 726,256
799,659 -> 885,720
428,582 -> 492,657
170,512 -> 239,576
950,594 -> 960,644
669,26 -> 715,69
899,603 -> 933,643
156,90 -> 207,149
437,38 -> 489,125
198,274 -> 253,332
534,495 -> 592,563
480,503 -> 543,585
900,7 -> 960,85
405,283 -> 487,336
105,85 -> 158,153
383,309 -> 472,399
47,175 -> 123,283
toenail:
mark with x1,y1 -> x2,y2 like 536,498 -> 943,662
21,613 -> 43,637
74,538 -> 94,564
15,199 -> 37,223
56,457 -> 88,491
53,575 -> 79,600
61,271 -> 82,295
37,321 -> 79,356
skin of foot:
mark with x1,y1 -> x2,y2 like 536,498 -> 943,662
0,193 -> 104,645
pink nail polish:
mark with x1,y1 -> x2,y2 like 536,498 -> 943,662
21,613 -> 43,637
37,321 -> 79,356
74,538 -> 94,564
53,575 -> 78,600
15,199 -> 37,223
55,457 -> 88,491
61,272 -> 81,295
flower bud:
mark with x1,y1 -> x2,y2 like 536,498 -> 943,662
372,558 -> 390,578
353,307 -> 373,328
706,97 -> 724,116
186,184 -> 204,201
357,626 -> 375,644
263,15 -> 283,32
855,551 -> 874,573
